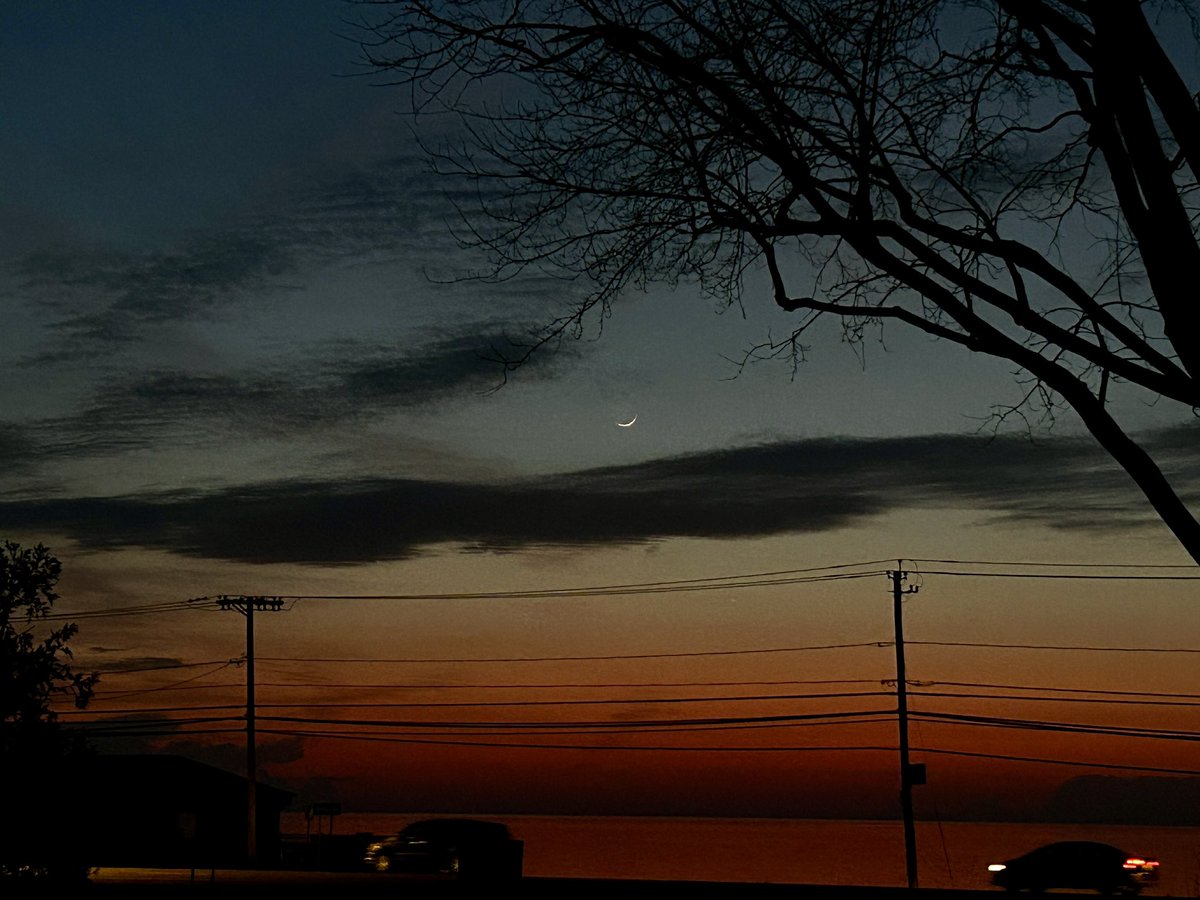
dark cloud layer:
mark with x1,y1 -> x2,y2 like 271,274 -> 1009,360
13,236 -> 295,359
0,423 -> 36,475
8,149 -> 558,363
6,325 -> 575,463
1,432 -> 1193,564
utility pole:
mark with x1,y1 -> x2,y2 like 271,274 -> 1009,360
890,565 -> 922,889
216,595 -> 284,866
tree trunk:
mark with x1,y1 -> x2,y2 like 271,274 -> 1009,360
1051,373 -> 1200,566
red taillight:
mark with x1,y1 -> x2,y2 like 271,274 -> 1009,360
1123,858 -> 1159,869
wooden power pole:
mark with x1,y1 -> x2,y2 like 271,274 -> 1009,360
890,565 -> 923,889
216,595 -> 284,866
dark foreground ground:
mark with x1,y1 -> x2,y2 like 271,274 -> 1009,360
9,870 -> 1187,900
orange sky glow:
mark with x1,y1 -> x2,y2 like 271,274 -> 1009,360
42,517 -> 1200,822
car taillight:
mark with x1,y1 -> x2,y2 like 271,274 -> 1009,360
1123,858 -> 1158,869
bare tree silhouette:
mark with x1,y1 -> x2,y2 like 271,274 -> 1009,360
356,1 -> 1200,562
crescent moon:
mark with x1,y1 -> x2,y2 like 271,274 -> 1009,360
616,415 -> 638,427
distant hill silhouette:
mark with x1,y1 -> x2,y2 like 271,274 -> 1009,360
1039,776 -> 1200,825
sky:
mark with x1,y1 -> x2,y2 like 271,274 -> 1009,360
4,1 -> 1200,827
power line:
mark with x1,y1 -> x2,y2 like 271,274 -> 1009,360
908,558 -> 1199,570
264,732 -> 902,751
912,710 -> 1200,742
59,676 -> 887,699
75,726 -> 248,738
275,716 -> 894,739
41,560 -> 894,627
60,689 -> 892,716
64,720 -> 244,737
252,708 -> 896,730
910,640 -> 1200,653
39,557 -> 1200,625
912,690 -> 1200,708
76,666 -> 1200,699
88,663 -> 236,700
61,704 -> 244,716
253,677 -> 884,690
187,565 -> 888,606
257,640 -> 891,665
183,558 -> 1200,610
69,679 -> 1200,716
921,679 -> 1200,699
913,747 -> 1200,776
39,600 -> 203,622
69,717 -> 898,741
913,570 -> 1200,581
88,660 -> 235,675
70,715 -> 898,740
68,705 -> 1200,760
81,681 -> 245,695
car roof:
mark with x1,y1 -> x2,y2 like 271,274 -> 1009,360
400,818 -> 510,837
1018,841 -> 1126,858
1041,842 -> 1122,851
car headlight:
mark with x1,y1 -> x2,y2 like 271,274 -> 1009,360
988,864 -> 1007,872
367,843 -> 382,853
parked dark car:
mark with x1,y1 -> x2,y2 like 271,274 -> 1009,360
364,818 -> 522,879
988,841 -> 1160,894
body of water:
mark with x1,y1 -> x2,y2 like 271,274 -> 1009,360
282,813 -> 1200,894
